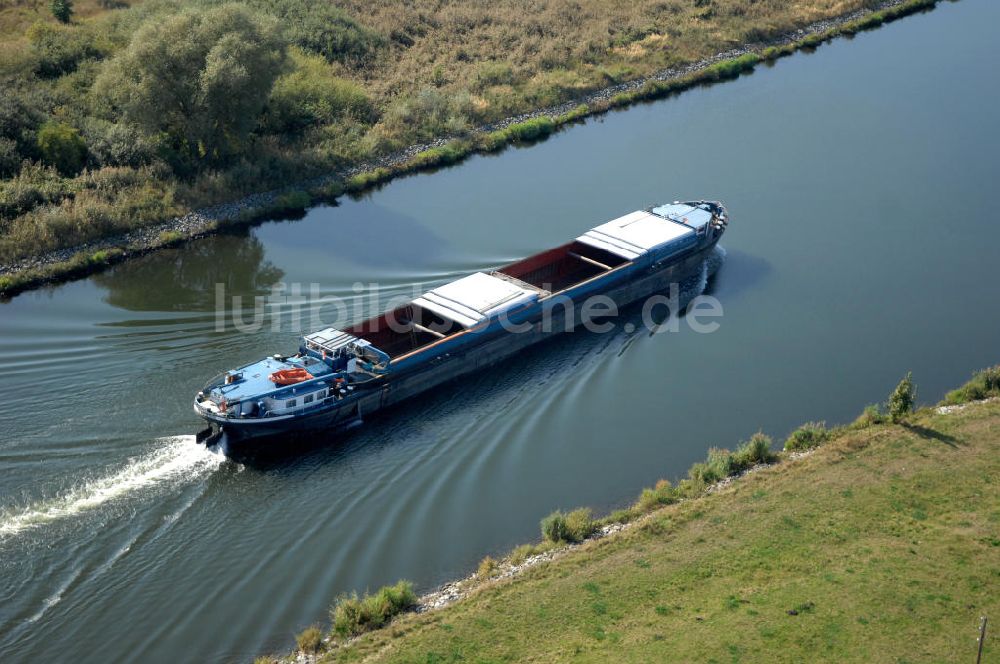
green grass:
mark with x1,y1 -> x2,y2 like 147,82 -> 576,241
941,366 -> 1000,405
330,581 -> 417,639
319,398 -> 1000,662
783,421 -> 831,451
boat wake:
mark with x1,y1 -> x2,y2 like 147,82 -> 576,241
0,436 -> 226,540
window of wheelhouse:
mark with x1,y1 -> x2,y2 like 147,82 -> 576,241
498,241 -> 628,292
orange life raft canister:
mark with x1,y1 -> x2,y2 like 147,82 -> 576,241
268,368 -> 314,385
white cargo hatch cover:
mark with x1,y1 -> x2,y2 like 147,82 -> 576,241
577,210 -> 694,260
413,272 -> 538,328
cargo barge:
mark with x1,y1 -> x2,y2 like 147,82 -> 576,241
194,201 -> 728,447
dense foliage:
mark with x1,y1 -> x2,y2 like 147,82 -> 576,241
0,0 -> 938,267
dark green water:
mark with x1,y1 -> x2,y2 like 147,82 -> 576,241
2,2 -> 998,661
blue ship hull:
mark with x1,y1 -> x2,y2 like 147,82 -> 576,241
195,232 -> 721,449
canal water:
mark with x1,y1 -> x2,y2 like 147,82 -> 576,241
1,1 -> 998,661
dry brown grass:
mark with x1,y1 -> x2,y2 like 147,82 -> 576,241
337,0 -> 883,116
0,0 -> 139,40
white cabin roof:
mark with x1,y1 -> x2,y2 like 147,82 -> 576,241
651,203 -> 714,230
413,272 -> 538,328
302,327 -> 359,353
577,210 -> 695,260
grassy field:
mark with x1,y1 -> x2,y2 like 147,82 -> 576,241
300,395 -> 999,663
0,0 -> 943,280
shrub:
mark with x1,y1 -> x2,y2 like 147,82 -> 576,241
733,432 -> 775,469
605,507 -> 637,524
83,121 -> 157,169
271,189 -> 311,214
407,140 -> 471,170
635,479 -> 677,512
345,167 -> 391,192
92,5 -> 288,165
504,117 -> 555,142
330,580 -> 416,639
851,404 -> 886,429
27,21 -> 108,77
262,48 -> 373,134
0,137 -> 21,178
249,0 -> 385,67
477,555 -> 498,579
941,366 -> 1000,405
888,372 -> 917,423
610,91 -> 633,107
541,510 -> 570,543
556,104 -> 589,125
37,122 -> 88,175
703,54 -> 760,81
784,422 -> 830,451
295,625 -> 324,654
564,507 -> 595,542
50,0 -> 73,23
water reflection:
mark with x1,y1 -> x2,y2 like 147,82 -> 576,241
93,231 -> 284,312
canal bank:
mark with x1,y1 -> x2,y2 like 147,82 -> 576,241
0,0 -> 947,299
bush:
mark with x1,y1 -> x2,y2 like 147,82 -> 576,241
50,0 -> 73,23
635,479 -> 677,512
248,0 -> 385,67
345,167 -> 391,192
330,580 -> 416,639
0,137 -> 20,178
83,121 -> 157,169
504,117 -> 555,142
541,510 -> 569,543
0,162 -> 71,220
689,434 -> 775,486
733,432 -> 775,469
93,4 -> 288,165
564,507 -> 595,542
556,104 -> 589,125
888,372 -> 917,423
37,122 -> 88,175
703,54 -> 760,81
477,555 -> 498,578
295,625 -> 324,654
784,422 -> 830,452
406,141 -> 471,170
541,507 -> 594,543
262,48 -> 373,134
941,366 -> 1000,405
690,448 -> 734,484
27,21 -> 108,77
850,404 -> 885,429
271,189 -> 311,214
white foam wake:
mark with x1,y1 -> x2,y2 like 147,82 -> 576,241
0,436 -> 225,539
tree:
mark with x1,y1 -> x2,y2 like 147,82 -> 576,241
92,4 -> 288,165
49,0 -> 73,23
37,122 -> 87,175
888,372 -> 917,423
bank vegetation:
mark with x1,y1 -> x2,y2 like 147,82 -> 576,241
0,0 -> 945,295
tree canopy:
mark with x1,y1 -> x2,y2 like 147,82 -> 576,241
93,4 -> 288,165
